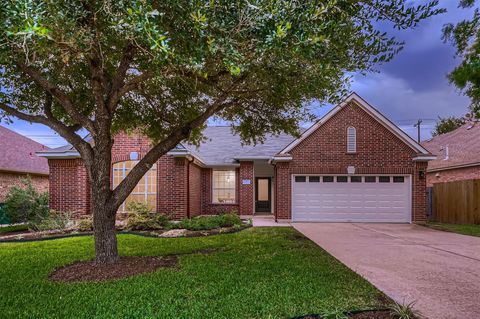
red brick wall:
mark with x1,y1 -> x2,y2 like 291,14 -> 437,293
413,161 -> 428,222
239,161 -> 254,216
157,156 -> 188,219
275,101 -> 427,222
111,132 -> 153,164
48,159 -> 90,215
188,162 -> 202,217
426,166 -> 480,187
201,168 -> 240,214
0,172 -> 48,203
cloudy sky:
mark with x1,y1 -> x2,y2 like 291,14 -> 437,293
1,1 -> 474,148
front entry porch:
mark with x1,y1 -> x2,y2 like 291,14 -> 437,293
253,160 -> 274,216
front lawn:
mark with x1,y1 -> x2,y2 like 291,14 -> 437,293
426,222 -> 480,237
0,228 -> 386,318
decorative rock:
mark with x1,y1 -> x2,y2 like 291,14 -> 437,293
160,229 -> 188,238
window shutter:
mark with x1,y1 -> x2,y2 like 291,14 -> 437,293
347,127 -> 356,153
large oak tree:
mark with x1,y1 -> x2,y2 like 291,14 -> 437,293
0,1 -> 443,264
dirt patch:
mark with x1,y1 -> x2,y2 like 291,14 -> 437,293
349,310 -> 393,319
295,310 -> 395,319
49,256 -> 178,283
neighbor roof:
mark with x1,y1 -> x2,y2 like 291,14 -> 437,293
422,122 -> 480,171
0,125 -> 50,175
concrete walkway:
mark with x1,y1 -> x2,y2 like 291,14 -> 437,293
252,215 -> 291,227
294,223 -> 480,319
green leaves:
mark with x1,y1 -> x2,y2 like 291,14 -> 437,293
443,1 -> 479,109
0,0 -> 443,145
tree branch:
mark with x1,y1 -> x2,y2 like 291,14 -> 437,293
16,62 -> 96,133
0,101 -> 93,158
116,71 -> 154,98
110,85 -> 242,208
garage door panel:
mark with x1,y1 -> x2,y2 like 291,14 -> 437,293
292,175 -> 410,223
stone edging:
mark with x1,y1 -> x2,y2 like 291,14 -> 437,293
0,225 -> 251,243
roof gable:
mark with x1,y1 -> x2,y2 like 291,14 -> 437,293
279,92 -> 431,156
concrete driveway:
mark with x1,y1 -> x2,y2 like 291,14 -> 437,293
293,223 -> 480,319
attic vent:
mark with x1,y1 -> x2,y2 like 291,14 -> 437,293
347,127 -> 356,153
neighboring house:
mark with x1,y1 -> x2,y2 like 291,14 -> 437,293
37,93 -> 434,223
422,122 -> 480,187
0,125 -> 50,203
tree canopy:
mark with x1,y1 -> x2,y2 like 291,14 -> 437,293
432,116 -> 466,136
0,0 -> 443,263
443,0 -> 480,114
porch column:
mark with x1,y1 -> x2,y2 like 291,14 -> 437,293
413,161 -> 428,223
239,161 -> 254,216
275,162 -> 291,221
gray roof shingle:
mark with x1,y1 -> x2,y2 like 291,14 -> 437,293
184,127 -> 299,165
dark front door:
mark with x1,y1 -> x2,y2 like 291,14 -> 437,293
255,177 -> 271,213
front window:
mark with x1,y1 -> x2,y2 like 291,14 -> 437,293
112,161 -> 157,212
212,170 -> 236,203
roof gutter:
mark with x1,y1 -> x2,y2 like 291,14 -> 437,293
427,161 -> 480,173
0,168 -> 49,176
412,155 -> 437,162
36,151 -> 81,159
269,155 -> 293,164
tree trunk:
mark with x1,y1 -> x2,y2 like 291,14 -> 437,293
92,200 -> 118,264
88,136 -> 120,264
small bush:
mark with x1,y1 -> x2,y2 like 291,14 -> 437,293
125,202 -> 169,230
389,300 -> 422,319
76,216 -> 93,232
29,210 -> 73,232
170,213 -> 242,231
3,177 -> 49,223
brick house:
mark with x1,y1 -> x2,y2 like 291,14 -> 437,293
422,122 -> 480,187
0,125 -> 49,203
38,93 -> 434,223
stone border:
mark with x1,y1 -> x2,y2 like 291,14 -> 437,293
0,224 -> 251,243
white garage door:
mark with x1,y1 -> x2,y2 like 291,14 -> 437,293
292,175 -> 411,223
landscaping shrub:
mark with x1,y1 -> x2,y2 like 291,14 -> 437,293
125,202 -> 169,230
76,216 -> 93,232
171,213 -> 242,231
0,204 -> 10,224
3,178 -> 49,223
29,211 -> 73,232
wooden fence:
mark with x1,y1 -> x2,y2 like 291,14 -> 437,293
431,179 -> 480,224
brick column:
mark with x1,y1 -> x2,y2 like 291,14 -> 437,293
275,162 -> 291,221
413,161 -> 428,223
239,161 -> 254,216
157,156 -> 189,220
48,159 -> 90,216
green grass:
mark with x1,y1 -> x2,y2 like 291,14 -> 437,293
427,222 -> 480,237
0,228 -> 386,319
0,224 -> 29,234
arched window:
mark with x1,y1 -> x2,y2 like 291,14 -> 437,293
112,161 -> 157,212
347,126 -> 356,153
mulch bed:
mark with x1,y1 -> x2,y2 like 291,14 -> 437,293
49,248 -> 220,283
49,256 -> 179,283
0,224 -> 250,243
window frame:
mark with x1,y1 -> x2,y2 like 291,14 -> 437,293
211,169 -> 237,204
112,160 -> 157,212
347,126 -> 357,153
